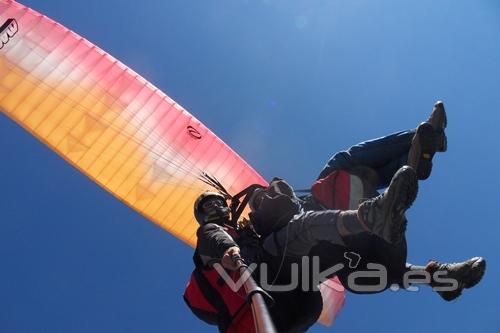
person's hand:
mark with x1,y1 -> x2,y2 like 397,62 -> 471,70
221,246 -> 240,271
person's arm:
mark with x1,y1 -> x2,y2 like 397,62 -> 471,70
196,223 -> 240,268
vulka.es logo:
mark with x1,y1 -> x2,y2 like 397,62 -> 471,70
213,257 -> 460,294
0,18 -> 18,49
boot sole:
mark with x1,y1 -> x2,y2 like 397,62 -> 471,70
432,101 -> 448,152
416,123 -> 436,180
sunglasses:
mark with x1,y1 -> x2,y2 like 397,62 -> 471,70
202,198 -> 226,212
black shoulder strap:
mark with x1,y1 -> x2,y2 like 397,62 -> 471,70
230,184 -> 266,225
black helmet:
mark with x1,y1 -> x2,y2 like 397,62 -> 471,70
194,191 -> 230,225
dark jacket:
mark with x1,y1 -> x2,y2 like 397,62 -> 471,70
196,223 -> 261,267
196,223 -> 238,266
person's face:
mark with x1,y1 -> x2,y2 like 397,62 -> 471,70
202,197 -> 226,213
201,196 -> 229,221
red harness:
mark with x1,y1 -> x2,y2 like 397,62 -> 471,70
183,228 -> 255,333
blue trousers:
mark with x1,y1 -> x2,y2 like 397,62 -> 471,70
318,129 -> 416,189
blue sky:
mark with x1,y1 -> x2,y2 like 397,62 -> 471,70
1,1 -> 499,332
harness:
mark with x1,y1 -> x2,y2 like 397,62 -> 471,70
184,249 -> 255,333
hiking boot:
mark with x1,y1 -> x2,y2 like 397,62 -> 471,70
427,100 -> 447,152
426,257 -> 486,301
408,122 -> 437,180
357,166 -> 418,244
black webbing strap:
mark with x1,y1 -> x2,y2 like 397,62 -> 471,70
230,184 -> 266,225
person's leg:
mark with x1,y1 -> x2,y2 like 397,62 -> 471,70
318,101 -> 449,187
318,130 -> 415,189
262,210 -> 355,257
376,236 -> 409,288
317,234 -> 409,294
